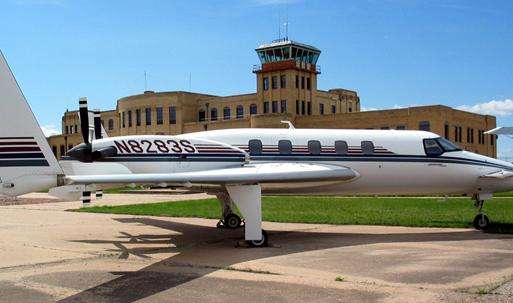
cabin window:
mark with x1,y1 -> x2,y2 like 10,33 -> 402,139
278,140 -> 292,155
361,141 -> 374,155
423,139 -> 443,156
308,140 -> 321,155
248,139 -> 262,155
335,140 -> 348,155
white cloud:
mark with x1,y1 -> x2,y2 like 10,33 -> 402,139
361,107 -> 378,112
40,124 -> 60,137
457,99 -> 513,117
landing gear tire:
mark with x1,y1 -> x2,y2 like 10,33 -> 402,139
247,230 -> 268,248
473,214 -> 490,230
224,213 -> 242,229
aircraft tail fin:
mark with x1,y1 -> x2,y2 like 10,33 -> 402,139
0,50 -> 63,197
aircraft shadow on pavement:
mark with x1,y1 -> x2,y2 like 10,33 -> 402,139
61,217 -> 513,303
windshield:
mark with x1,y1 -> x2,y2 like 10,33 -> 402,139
436,137 -> 461,152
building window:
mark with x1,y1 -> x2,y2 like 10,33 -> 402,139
491,134 -> 495,146
122,112 -> 125,128
272,101 -> 278,113
272,76 -> 278,89
319,103 -> 324,115
108,119 -> 114,130
295,75 -> 299,88
263,77 -> 269,90
128,111 -> 132,127
348,107 -> 352,112
236,105 -> 244,119
280,75 -> 286,88
444,123 -> 449,139
308,140 -> 321,155
278,140 -> 292,155
65,126 -> 69,134
136,109 -> 141,126
60,145 -> 65,158
335,140 -> 348,155
156,107 -> 163,125
301,101 -> 306,115
74,125 -> 78,133
296,100 -> 300,115
307,77 -> 311,90
381,126 -> 390,130
169,106 -> 176,124
301,76 -> 305,89
223,107 -> 231,120
470,129 -> 474,143
361,141 -> 375,155
198,110 -> 206,122
249,139 -> 262,155
250,104 -> 257,115
211,108 -> 218,121
331,105 -> 336,114
419,121 -> 430,131
454,126 -> 462,142
280,100 -> 287,113
396,125 -> 406,130
307,102 -> 312,115
263,101 -> 269,114
52,146 -> 57,156
145,108 -> 151,126
68,144 -> 73,150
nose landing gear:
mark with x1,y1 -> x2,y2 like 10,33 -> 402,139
472,193 -> 492,231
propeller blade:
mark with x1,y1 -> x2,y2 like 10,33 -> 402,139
93,109 -> 102,140
79,97 -> 90,145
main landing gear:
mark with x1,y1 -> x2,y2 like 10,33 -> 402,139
215,186 -> 269,248
472,193 -> 492,231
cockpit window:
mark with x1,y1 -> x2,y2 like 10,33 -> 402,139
423,137 -> 461,156
424,139 -> 443,156
436,137 -> 461,152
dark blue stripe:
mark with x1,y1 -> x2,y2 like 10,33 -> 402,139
0,153 -> 45,159
0,160 -> 49,167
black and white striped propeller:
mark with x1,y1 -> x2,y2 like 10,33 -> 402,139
67,97 -> 116,162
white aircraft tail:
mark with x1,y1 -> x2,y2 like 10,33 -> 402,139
0,50 -> 63,197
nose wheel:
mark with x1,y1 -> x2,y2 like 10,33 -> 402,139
473,214 -> 490,230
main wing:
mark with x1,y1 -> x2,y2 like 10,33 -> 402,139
66,162 -> 359,185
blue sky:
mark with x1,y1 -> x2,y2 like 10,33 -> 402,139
1,0 -> 512,157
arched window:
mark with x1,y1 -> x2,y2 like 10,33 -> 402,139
108,119 -> 114,130
198,109 -> 206,122
236,105 -> 244,119
250,104 -> 257,115
223,107 -> 231,120
211,108 -> 218,121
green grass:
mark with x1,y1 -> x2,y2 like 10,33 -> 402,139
74,196 -> 513,230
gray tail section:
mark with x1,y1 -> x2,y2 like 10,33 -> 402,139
0,50 -> 63,196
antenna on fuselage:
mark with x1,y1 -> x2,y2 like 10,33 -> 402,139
281,120 -> 295,129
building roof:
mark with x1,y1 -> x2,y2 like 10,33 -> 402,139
256,39 -> 321,53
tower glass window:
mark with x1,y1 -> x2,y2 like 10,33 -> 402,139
280,100 -> 287,113
272,76 -> 278,89
169,106 -> 176,124
280,75 -> 286,88
272,101 -> 278,113
263,77 -> 269,90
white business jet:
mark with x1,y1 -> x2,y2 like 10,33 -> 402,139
1,51 -> 512,247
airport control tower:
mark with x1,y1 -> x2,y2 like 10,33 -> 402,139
253,39 -> 321,117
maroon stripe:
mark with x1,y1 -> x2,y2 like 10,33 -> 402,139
0,146 -> 41,152
0,142 -> 37,146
